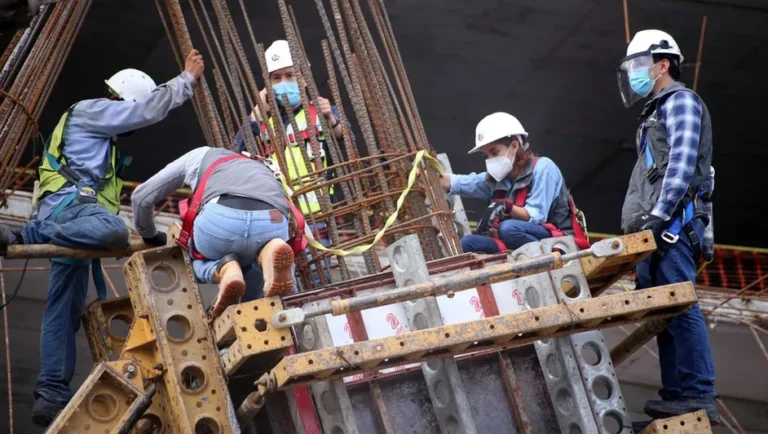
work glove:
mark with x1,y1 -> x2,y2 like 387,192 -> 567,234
627,214 -> 666,234
476,200 -> 513,236
142,232 -> 168,247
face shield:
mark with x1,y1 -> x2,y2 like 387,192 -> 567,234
616,52 -> 656,108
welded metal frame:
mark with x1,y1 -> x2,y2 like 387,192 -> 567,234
266,282 -> 695,390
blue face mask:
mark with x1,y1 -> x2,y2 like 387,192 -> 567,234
628,66 -> 657,97
273,81 -> 301,108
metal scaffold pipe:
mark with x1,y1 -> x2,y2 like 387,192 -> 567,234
272,238 -> 625,327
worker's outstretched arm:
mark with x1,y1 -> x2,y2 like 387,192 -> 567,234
652,91 -> 702,220
445,172 -> 493,200
131,147 -> 211,239
73,50 -> 204,138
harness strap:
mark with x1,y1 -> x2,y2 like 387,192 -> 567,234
178,154 -> 307,260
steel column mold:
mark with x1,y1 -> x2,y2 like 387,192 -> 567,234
386,234 -> 478,434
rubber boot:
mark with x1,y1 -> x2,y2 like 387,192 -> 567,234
210,254 -> 245,319
259,239 -> 294,297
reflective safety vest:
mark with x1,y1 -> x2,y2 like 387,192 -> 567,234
260,106 -> 332,215
38,104 -> 125,215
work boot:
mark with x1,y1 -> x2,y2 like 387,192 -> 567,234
210,254 -> 245,319
259,238 -> 294,297
31,396 -> 64,427
644,397 -> 721,425
0,224 -> 22,251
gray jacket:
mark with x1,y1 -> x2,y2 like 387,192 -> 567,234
131,146 -> 289,238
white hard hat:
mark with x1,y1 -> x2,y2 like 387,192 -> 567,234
104,69 -> 157,102
266,40 -> 294,74
469,112 -> 528,154
626,29 -> 684,63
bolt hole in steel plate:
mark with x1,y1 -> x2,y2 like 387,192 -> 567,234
195,417 -> 221,434
555,387 -> 574,415
560,275 -> 582,299
592,376 -> 614,400
433,379 -> 450,407
108,313 -> 132,341
181,364 -> 208,394
444,415 -> 461,434
136,414 -> 163,434
392,245 -> 410,273
87,391 -> 120,422
321,390 -> 340,414
525,286 -> 540,309
166,314 -> 193,342
603,411 -> 624,434
150,263 -> 179,292
254,319 -> 268,332
581,342 -> 603,366
569,423 -> 583,434
545,353 -> 562,380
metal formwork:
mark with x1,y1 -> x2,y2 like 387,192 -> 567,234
386,235 -> 477,434
122,246 -> 239,433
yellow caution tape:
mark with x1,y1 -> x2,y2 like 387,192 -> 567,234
280,150 -> 443,257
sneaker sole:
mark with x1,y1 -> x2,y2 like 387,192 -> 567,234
211,276 -> 246,318
261,240 -> 294,297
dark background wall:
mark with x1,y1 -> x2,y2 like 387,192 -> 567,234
29,0 -> 768,248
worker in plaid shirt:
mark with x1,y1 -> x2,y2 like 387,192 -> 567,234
617,29 -> 719,429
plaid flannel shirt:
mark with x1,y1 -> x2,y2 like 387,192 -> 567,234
650,89 -> 714,250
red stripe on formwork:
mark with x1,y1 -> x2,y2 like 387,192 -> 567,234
346,310 -> 369,341
755,251 -> 765,291
471,263 -> 500,317
287,346 -> 323,434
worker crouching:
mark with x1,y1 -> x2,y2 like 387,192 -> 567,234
442,112 -> 588,254
131,146 -> 299,319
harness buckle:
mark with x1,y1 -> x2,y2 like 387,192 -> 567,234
660,230 -> 679,244
645,164 -> 661,184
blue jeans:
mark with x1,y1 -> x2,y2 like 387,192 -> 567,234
21,202 -> 129,405
192,203 -> 290,301
461,219 -> 552,253
636,218 -> 716,399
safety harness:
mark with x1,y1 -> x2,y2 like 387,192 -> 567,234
39,105 -> 130,301
176,154 -> 307,261
642,142 -> 702,260
476,158 -> 590,252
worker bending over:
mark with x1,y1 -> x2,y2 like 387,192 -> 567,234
0,50 -> 204,427
132,146 -> 297,319
617,30 -> 718,428
441,112 -> 587,253
237,40 -> 348,286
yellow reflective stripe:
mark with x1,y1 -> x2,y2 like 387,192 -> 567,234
281,150 -> 443,256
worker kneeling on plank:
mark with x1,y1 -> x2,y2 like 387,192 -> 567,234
0,49 -> 204,427
132,146 -> 301,319
236,40 -> 348,287
440,112 -> 588,253
617,30 -> 719,429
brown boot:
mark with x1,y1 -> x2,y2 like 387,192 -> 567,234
259,239 -> 294,297
210,255 -> 245,318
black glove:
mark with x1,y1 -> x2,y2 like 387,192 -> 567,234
628,214 -> 666,233
476,201 -> 511,236
142,232 -> 168,247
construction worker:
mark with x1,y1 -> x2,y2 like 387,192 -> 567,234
617,29 -> 718,428
0,49 -> 204,427
236,39 -> 347,287
131,146 -> 298,318
440,112 -> 588,253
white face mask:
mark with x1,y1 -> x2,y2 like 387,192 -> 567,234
486,146 -> 515,182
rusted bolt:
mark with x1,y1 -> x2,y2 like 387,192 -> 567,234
278,313 -> 287,322
447,290 -> 455,299
611,241 -> 620,249
124,363 -> 137,378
